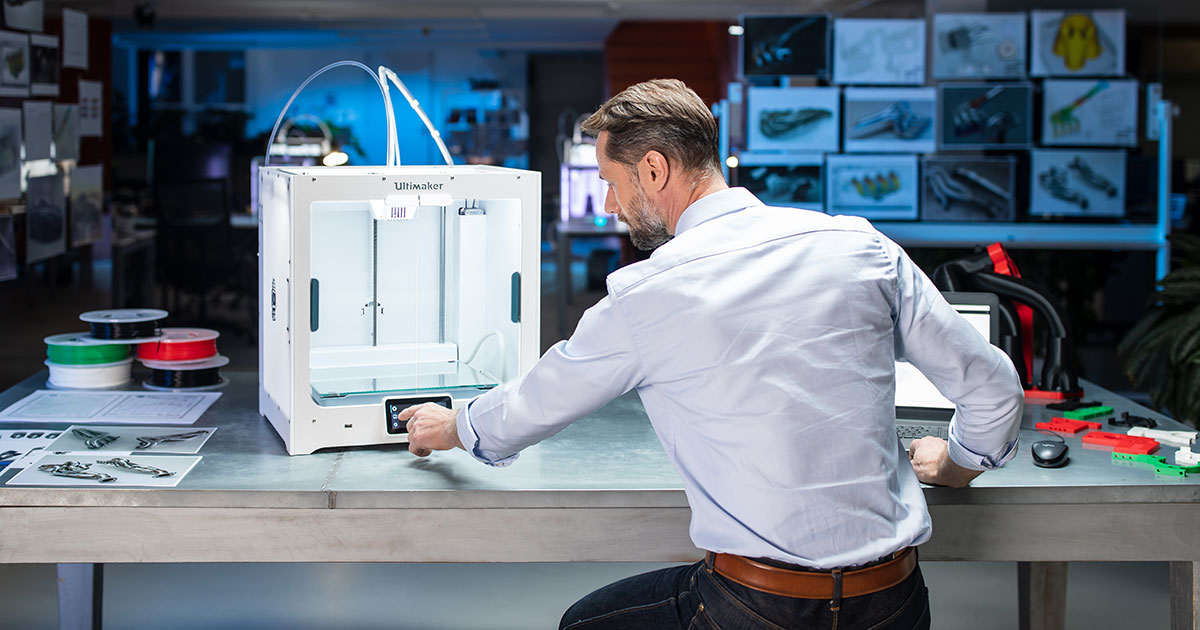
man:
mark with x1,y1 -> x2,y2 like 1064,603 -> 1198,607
402,79 -> 1024,629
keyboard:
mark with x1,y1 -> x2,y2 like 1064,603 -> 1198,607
896,423 -> 949,442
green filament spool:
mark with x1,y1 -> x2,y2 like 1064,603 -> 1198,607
45,333 -> 131,365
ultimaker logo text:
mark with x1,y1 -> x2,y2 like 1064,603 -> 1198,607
393,182 -> 445,191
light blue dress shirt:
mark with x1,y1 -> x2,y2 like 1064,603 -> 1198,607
458,187 -> 1024,568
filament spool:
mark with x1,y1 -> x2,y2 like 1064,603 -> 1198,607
45,333 -> 131,365
137,328 -> 220,363
79,309 -> 168,343
141,355 -> 230,392
45,359 -> 133,389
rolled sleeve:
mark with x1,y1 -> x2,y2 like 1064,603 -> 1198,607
457,397 -> 519,467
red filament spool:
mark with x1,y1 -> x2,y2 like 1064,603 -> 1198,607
137,328 -> 219,362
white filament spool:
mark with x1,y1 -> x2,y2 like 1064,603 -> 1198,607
45,359 -> 133,389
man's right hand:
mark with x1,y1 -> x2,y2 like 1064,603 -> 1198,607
908,436 -> 983,488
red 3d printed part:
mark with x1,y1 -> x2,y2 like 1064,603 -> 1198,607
1035,418 -> 1101,434
1082,431 -> 1160,455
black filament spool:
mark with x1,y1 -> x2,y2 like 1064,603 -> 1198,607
148,367 -> 222,389
89,320 -> 163,340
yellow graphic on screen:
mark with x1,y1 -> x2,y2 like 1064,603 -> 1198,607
1052,14 -> 1101,71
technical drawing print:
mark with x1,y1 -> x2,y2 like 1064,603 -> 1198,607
922,156 -> 1016,222
844,88 -> 935,154
1030,149 -> 1126,217
1030,10 -> 1125,77
746,86 -> 840,153
826,153 -> 919,220
833,18 -> 925,85
741,15 -> 830,78
938,82 -> 1033,150
735,153 -> 823,211
932,13 -> 1027,79
1041,79 -> 1138,147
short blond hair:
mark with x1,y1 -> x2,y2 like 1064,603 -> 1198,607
581,79 -> 721,177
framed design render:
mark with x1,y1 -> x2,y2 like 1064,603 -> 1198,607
932,13 -> 1027,80
1030,149 -> 1125,217
843,88 -> 935,154
825,153 -> 919,221
1030,10 -> 1125,77
1041,79 -> 1138,147
833,19 -> 925,86
734,152 -> 823,212
740,14 -> 830,79
938,82 -> 1033,150
746,86 -> 840,153
922,155 -> 1016,222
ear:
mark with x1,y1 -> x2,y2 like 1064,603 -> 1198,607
638,150 -> 670,194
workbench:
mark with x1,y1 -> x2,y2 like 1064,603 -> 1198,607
0,371 -> 1196,630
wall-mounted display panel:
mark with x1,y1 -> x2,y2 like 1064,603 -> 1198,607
844,88 -> 935,154
735,152 -> 823,211
833,19 -> 925,86
746,86 -> 840,153
1041,79 -> 1138,147
741,14 -> 829,79
826,153 -> 919,220
932,13 -> 1027,79
922,156 -> 1016,222
1030,10 -> 1125,77
938,82 -> 1033,150
1031,149 -> 1126,217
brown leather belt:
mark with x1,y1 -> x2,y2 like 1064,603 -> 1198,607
707,547 -> 916,599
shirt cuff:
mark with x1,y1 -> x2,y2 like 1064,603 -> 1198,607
457,397 -> 519,468
947,425 -> 1019,471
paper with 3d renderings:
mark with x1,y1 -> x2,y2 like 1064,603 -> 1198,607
23,100 -> 50,160
833,19 -> 925,85
746,86 -> 840,154
1030,149 -> 1126,217
1030,10 -> 1125,77
735,153 -> 823,212
3,0 -> 41,32
7,452 -> 203,488
62,9 -> 87,70
740,14 -> 830,79
843,88 -> 935,154
938,83 -> 1033,150
24,173 -> 64,263
28,32 -> 55,96
922,156 -> 1016,222
0,107 -> 20,200
932,13 -> 1027,80
78,79 -> 101,137
0,29 -> 29,97
1041,79 -> 1138,148
825,153 -> 919,220
69,164 -> 102,246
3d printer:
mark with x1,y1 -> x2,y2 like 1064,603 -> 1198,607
258,165 -> 541,454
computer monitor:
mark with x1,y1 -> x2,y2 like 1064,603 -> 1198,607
895,292 -> 1001,416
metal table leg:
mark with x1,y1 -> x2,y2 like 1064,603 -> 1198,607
557,230 -> 572,340
1170,561 -> 1200,630
57,563 -> 103,630
1018,561 -> 1067,630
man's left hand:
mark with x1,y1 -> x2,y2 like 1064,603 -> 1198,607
909,436 -> 983,487
399,403 -> 465,457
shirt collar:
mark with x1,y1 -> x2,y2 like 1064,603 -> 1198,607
674,187 -> 764,236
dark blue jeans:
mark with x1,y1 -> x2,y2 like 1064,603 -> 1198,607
560,556 -> 930,630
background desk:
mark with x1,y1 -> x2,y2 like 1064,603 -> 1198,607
0,372 -> 1196,629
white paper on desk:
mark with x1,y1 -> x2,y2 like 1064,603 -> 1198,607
62,9 -> 86,70
0,107 -> 20,201
46,424 -> 216,455
28,33 -> 56,97
0,390 -> 221,425
6,452 -> 202,488
0,428 -> 59,468
78,79 -> 101,137
23,101 -> 51,160
0,30 -> 30,97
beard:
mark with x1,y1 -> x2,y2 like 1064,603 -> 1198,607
622,184 -> 672,251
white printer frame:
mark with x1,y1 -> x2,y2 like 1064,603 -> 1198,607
258,165 -> 541,455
